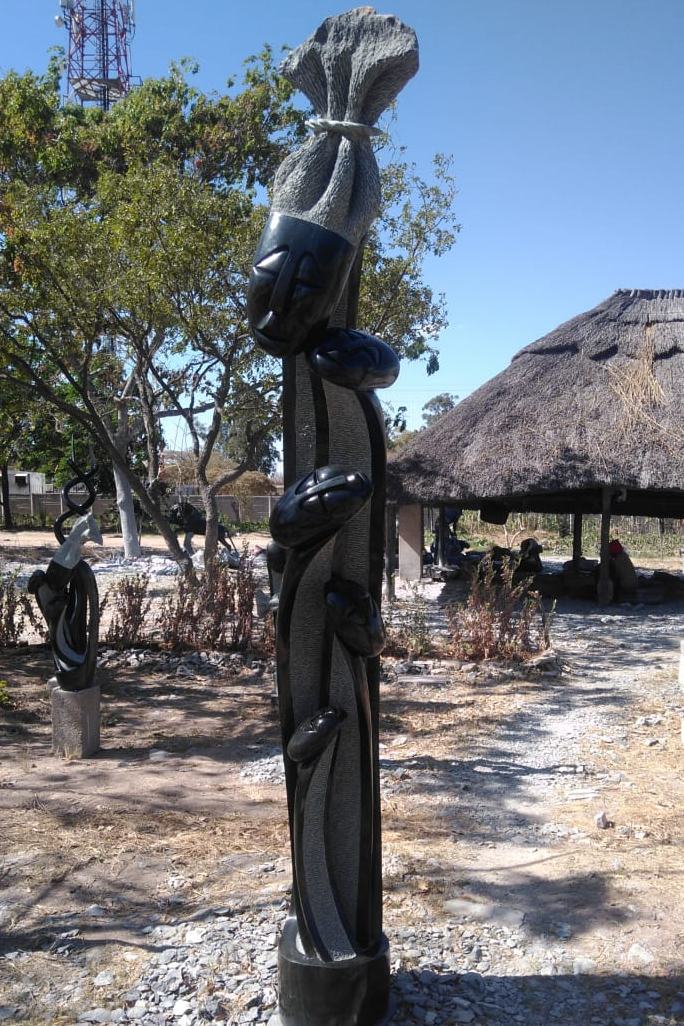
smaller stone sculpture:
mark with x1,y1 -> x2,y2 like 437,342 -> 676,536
167,500 -> 240,565
28,461 -> 101,692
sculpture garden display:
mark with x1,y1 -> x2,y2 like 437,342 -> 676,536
247,10 -> 418,1025
27,459 -> 102,758
28,460 -> 102,692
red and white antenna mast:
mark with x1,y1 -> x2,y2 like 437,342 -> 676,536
54,1 -> 136,111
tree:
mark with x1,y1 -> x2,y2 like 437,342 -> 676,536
421,392 -> 459,427
214,410 -> 280,477
358,149 -> 459,372
0,382 -> 28,528
0,58 -> 459,569
0,55 -> 303,567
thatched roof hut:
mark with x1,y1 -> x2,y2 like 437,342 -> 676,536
387,289 -> 684,598
389,289 -> 684,520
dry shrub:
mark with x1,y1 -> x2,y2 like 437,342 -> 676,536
156,547 -> 256,652
254,606 -> 276,658
447,559 -> 552,662
103,573 -> 152,648
0,570 -> 41,646
383,583 -> 434,659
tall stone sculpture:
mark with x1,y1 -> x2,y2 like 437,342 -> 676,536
28,460 -> 102,756
247,10 -> 418,1025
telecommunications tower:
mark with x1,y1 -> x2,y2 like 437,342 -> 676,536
54,0 -> 136,111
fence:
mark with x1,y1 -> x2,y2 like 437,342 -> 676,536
172,494 -> 280,524
3,492 -> 280,528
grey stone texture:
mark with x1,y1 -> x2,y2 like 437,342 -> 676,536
272,8 -> 418,244
51,683 -> 101,758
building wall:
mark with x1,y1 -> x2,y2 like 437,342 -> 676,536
7,469 -> 47,496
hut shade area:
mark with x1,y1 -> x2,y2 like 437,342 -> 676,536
388,289 -> 684,520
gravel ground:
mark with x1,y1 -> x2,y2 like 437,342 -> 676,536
2,558 -> 684,1025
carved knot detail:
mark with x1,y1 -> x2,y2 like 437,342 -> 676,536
305,117 -> 381,140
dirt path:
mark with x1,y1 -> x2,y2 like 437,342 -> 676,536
1,536 -> 684,1023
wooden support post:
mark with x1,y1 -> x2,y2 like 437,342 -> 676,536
384,503 -> 397,602
596,487 -> 613,605
572,509 -> 583,569
437,504 -> 446,566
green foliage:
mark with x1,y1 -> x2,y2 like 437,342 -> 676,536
385,391 -> 459,448
421,392 -> 459,427
451,511 -> 684,562
446,561 -> 551,662
215,413 -> 280,476
232,516 -> 271,534
0,679 -> 12,707
0,59 -> 301,566
0,57 -> 460,567
359,149 -> 459,373
571,516 -> 683,561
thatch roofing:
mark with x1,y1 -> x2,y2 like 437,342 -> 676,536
388,289 -> 684,518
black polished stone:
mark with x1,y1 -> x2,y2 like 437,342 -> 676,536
247,213 -> 358,359
308,328 -> 400,391
278,914 -> 390,1026
270,465 -> 373,549
287,707 -> 347,764
325,578 -> 386,657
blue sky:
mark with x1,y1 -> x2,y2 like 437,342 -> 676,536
2,1 -> 683,429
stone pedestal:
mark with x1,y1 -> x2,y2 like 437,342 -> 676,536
51,684 -> 100,758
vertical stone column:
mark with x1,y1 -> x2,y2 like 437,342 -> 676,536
247,11 -> 418,1026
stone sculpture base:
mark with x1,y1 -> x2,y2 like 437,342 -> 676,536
51,684 -> 100,758
268,997 -> 397,1026
270,915 -> 390,1026
680,640 -> 684,748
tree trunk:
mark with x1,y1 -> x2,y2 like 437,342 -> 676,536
198,480 -> 220,564
597,487 -> 614,605
0,464 -> 13,530
110,398 -> 142,558
113,463 -> 142,558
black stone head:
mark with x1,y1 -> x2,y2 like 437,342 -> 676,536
247,212 -> 357,358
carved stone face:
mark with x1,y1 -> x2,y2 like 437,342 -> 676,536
247,212 -> 357,358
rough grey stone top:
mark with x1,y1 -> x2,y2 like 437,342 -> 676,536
271,7 -> 419,245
